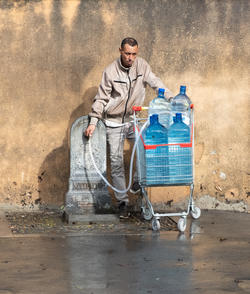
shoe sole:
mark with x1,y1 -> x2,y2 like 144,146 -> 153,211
119,212 -> 131,219
129,189 -> 140,194
119,215 -> 129,219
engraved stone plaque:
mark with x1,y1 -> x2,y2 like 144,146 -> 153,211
65,116 -> 112,219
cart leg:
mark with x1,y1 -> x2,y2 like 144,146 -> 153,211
141,187 -> 154,221
187,183 -> 194,213
190,206 -> 201,219
152,217 -> 161,231
188,184 -> 201,219
177,216 -> 187,232
141,206 -> 153,221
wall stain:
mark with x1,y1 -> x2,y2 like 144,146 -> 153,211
0,0 -> 249,208
0,0 -> 41,9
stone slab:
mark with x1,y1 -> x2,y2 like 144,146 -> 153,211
0,210 -> 12,237
65,116 -> 111,215
65,212 -> 119,225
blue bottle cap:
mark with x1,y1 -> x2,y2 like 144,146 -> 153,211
150,114 -> 158,124
180,85 -> 186,94
158,88 -> 165,96
176,113 -> 182,122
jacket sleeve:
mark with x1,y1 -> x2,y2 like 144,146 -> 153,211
88,71 -> 112,125
143,61 -> 174,99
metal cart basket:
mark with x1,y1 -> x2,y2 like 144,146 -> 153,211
132,105 -> 201,232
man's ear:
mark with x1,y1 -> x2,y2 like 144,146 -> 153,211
119,47 -> 122,53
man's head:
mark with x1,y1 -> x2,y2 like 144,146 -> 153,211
119,37 -> 138,68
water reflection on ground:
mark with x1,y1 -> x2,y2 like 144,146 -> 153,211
0,211 -> 249,294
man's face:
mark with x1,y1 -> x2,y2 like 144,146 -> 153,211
119,44 -> 138,68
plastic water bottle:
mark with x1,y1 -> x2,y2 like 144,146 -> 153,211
144,114 -> 168,185
171,85 -> 191,126
145,114 -> 167,144
149,88 -> 171,129
167,113 -> 192,184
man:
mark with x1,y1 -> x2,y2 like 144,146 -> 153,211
85,37 -> 173,217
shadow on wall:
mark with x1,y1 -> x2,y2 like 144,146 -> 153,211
38,87 -> 97,207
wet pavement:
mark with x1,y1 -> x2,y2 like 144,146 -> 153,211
0,210 -> 250,294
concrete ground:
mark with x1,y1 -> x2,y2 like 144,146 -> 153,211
0,209 -> 250,294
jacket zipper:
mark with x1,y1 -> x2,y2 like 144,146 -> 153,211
122,71 -> 131,123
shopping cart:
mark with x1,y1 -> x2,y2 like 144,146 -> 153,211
132,105 -> 201,232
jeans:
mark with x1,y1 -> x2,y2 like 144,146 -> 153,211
106,123 -> 137,204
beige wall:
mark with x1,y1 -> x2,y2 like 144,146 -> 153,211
0,0 -> 249,211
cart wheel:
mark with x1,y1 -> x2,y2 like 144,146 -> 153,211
143,207 -> 153,221
177,217 -> 187,232
152,218 -> 160,231
191,206 -> 201,220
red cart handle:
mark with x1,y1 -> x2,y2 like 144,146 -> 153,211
132,106 -> 149,112
133,105 -> 193,111
133,106 -> 142,111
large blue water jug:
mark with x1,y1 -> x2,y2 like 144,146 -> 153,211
167,113 -> 192,184
144,114 -> 168,185
149,88 -> 171,129
171,85 -> 191,126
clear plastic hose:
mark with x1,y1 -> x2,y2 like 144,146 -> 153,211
88,120 -> 148,193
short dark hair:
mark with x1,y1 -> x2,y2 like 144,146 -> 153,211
121,37 -> 138,49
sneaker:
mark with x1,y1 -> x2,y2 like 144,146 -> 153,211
130,182 -> 141,194
118,201 -> 130,219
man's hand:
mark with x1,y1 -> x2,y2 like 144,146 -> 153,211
85,124 -> 96,137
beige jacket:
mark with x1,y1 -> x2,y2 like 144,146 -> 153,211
89,56 -> 173,125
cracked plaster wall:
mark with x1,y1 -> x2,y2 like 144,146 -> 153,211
0,0 -> 249,211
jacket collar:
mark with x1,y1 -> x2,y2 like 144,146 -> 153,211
118,56 -> 137,72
